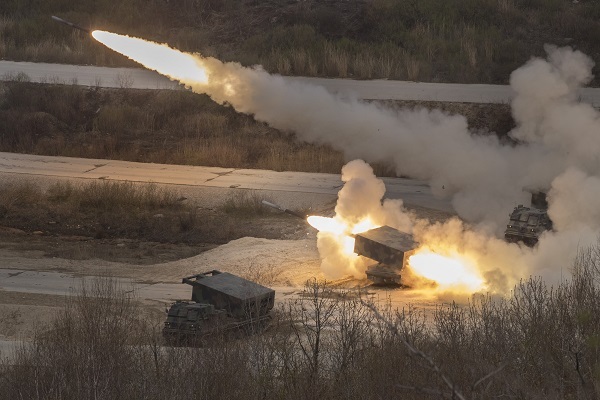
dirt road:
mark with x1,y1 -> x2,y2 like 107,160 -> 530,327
0,158 -> 454,350
0,152 -> 454,212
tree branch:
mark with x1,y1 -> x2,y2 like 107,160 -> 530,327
362,300 -> 468,400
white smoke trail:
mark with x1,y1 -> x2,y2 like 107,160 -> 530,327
92,31 -> 600,291
320,160 -> 524,292
188,48 -> 597,232
192,45 -> 600,290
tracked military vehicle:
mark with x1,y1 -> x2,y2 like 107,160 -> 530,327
163,270 -> 275,344
504,192 -> 553,246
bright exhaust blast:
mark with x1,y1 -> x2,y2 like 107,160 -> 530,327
92,31 -> 208,84
90,31 -> 600,296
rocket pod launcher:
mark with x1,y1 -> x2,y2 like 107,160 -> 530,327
354,226 -> 418,286
182,270 -> 275,319
163,270 -> 275,344
260,200 -> 418,285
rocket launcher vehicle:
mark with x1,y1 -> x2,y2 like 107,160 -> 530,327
262,200 -> 417,286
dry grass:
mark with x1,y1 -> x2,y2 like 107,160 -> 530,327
0,81 -> 355,174
0,81 -> 516,176
222,190 -> 270,216
0,180 -> 193,243
47,181 -> 181,212
2,244 -> 600,398
323,42 -> 349,78
0,180 -> 308,260
0,181 -> 42,217
2,1 -> 600,84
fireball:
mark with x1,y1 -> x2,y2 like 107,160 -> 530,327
309,216 -> 485,292
408,248 -> 485,292
91,30 -> 209,84
90,29 -> 487,295
307,216 -> 379,255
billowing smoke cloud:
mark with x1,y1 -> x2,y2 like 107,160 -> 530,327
189,49 -> 597,231
189,46 -> 599,290
315,160 -> 413,279
92,32 -> 600,291
194,58 -> 528,226
333,160 -> 412,231
318,160 -> 526,292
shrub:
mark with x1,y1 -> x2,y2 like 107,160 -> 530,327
222,190 -> 269,216
2,249 -> 600,398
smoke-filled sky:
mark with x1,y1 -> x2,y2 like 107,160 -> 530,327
93,31 -> 600,293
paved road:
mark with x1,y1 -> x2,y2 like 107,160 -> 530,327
3,60 -> 600,105
0,60 -> 179,90
0,269 -> 189,361
0,340 -> 20,360
0,269 -> 190,302
0,152 -> 454,212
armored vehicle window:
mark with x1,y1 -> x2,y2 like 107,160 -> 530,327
519,213 -> 529,222
187,310 -> 198,320
528,215 -> 539,225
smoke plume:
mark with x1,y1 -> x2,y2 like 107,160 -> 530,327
92,31 -> 600,292
194,45 -> 600,291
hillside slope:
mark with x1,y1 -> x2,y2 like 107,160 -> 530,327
1,0 -> 599,84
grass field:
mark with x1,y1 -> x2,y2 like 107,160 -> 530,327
0,179 -> 306,264
1,0 -> 600,84
0,81 -> 513,175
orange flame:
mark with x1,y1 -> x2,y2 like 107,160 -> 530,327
408,248 -> 485,292
307,216 -> 378,235
307,216 -> 347,235
91,30 -> 208,84
89,30 -> 488,294
307,216 -> 379,255
309,216 -> 485,292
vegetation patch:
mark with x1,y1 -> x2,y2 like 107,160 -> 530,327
2,247 -> 600,398
1,0 -> 600,84
0,82 -> 515,176
222,190 -> 271,216
0,180 -> 307,263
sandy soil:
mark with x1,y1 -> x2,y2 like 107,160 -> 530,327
0,174 -> 328,341
0,236 -> 323,343
0,173 -> 455,343
0,292 -> 63,341
0,236 -> 322,284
